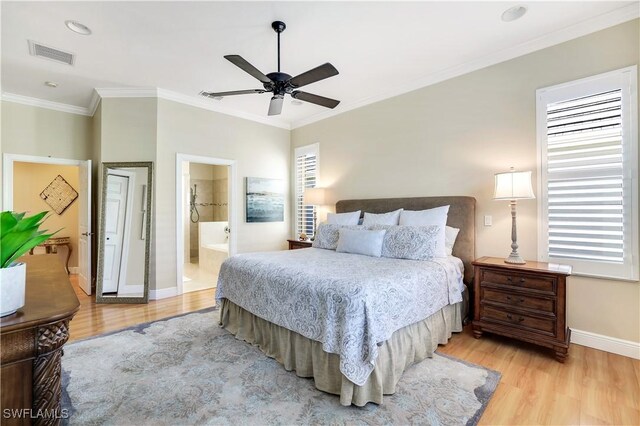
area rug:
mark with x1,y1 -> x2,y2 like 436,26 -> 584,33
62,308 -> 500,425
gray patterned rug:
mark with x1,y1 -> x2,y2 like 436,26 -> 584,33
62,308 -> 500,425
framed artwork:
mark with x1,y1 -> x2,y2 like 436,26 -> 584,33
40,175 -> 78,215
245,177 -> 284,223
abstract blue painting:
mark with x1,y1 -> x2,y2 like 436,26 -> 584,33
245,177 -> 285,223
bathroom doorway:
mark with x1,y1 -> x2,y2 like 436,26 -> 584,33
176,154 -> 236,295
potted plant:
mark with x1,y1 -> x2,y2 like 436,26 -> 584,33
1,211 -> 57,317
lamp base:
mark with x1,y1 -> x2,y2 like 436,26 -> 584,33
504,253 -> 526,265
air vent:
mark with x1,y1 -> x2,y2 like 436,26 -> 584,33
28,40 -> 74,65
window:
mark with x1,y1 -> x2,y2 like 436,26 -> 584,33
294,143 -> 319,238
537,66 -> 638,281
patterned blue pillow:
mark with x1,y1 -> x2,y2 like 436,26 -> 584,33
369,225 -> 440,260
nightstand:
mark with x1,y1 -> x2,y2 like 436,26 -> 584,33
287,239 -> 312,250
472,256 -> 572,362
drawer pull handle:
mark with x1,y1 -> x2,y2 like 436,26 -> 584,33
507,277 -> 513,281
506,314 -> 525,322
519,278 -> 526,283
505,296 -> 526,303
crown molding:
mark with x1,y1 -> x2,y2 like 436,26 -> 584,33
156,88 -> 291,130
0,92 -> 92,116
290,2 -> 640,129
88,89 -> 101,116
94,87 -> 158,98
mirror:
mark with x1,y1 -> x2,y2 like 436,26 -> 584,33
96,162 -> 153,303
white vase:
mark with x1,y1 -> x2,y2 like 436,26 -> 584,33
0,262 -> 26,317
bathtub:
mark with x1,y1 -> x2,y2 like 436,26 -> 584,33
199,221 -> 229,275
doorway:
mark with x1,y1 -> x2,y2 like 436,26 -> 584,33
2,154 -> 92,295
175,154 -> 236,295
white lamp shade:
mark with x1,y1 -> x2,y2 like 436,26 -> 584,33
303,187 -> 326,205
494,170 -> 535,200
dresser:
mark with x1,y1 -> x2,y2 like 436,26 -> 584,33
472,256 -> 572,362
1,255 -> 80,425
287,239 -> 312,250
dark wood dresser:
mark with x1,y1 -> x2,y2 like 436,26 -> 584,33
1,255 -> 80,425
472,256 -> 572,362
287,239 -> 312,250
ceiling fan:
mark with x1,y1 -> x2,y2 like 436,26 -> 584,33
200,21 -> 340,116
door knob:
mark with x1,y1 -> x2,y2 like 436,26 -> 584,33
82,232 -> 94,236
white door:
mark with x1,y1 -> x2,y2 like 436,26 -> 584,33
78,160 -> 92,295
102,174 -> 129,293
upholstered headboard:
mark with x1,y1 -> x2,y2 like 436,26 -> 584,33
335,196 -> 476,284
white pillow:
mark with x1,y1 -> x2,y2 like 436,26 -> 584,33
362,209 -> 403,226
399,205 -> 450,258
327,210 -> 361,226
445,226 -> 460,256
336,229 -> 386,257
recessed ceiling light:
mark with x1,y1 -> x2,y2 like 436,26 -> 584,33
44,81 -> 58,88
65,20 -> 92,35
291,99 -> 303,106
501,6 -> 527,22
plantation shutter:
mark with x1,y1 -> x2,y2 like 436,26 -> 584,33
538,66 -> 638,280
545,89 -> 624,263
294,145 -> 318,238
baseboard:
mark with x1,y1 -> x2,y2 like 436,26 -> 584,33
571,329 -> 640,360
149,286 -> 178,300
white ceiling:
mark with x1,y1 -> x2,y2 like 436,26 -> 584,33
1,1 -> 638,128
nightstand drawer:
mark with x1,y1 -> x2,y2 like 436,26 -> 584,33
481,306 -> 556,335
288,239 -> 312,250
482,269 -> 556,295
481,288 -> 555,313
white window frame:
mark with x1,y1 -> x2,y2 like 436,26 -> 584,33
536,66 -> 638,281
293,143 -> 320,238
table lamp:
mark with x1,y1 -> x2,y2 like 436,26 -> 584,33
303,187 -> 326,239
494,167 -> 535,264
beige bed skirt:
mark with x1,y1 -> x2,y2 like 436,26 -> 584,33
219,299 -> 463,406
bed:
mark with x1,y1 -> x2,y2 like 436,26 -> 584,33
216,196 -> 476,406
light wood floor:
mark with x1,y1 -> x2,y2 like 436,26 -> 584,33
68,277 -> 639,425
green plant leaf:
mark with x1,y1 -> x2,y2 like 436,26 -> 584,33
3,233 -> 55,267
14,211 -> 48,232
1,211 -> 19,235
1,228 -> 40,267
1,211 -> 58,268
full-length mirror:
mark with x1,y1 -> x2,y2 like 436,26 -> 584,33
97,162 -> 153,303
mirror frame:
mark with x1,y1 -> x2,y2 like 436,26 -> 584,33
96,161 -> 153,304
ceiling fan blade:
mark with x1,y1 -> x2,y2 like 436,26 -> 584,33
288,63 -> 339,88
268,95 -> 284,116
201,89 -> 265,98
224,55 -> 273,84
292,91 -> 340,109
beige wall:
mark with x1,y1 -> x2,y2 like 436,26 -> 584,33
156,98 -> 291,290
12,162 -> 80,268
291,20 -> 640,343
1,101 -> 91,160
95,97 -> 158,290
